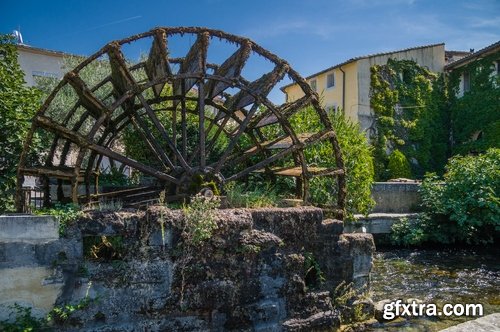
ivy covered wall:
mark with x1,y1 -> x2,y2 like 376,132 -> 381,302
447,54 -> 500,155
369,59 -> 449,180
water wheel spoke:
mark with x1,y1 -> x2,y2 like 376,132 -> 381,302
34,115 -> 179,184
249,95 -> 312,129
198,80 -> 206,167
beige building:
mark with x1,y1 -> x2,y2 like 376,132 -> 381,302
282,43 -> 446,132
16,44 -> 67,87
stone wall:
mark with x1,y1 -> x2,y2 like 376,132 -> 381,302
0,207 -> 375,331
371,182 -> 421,213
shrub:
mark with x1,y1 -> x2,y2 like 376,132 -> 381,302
387,149 -> 412,179
392,148 -> 500,245
287,107 -> 375,218
34,203 -> 83,236
0,35 -> 42,212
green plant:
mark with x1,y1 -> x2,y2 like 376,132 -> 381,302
47,297 -> 92,325
183,195 -> 220,246
34,203 -> 83,236
98,166 -> 132,187
83,235 -> 124,261
421,148 -> 499,244
392,148 -> 500,245
304,251 -> 325,287
0,304 -> 49,331
332,281 -> 357,307
387,149 -> 412,179
287,107 -> 375,217
225,182 -> 280,208
448,53 -> 500,155
0,34 -> 43,212
158,190 -> 167,250
390,217 -> 427,246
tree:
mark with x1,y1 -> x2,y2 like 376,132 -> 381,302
287,107 -> 375,218
0,34 -> 42,212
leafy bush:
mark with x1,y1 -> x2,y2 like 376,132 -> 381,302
287,107 -> 375,217
0,35 -> 43,212
183,195 -> 220,246
34,203 -> 83,236
391,148 -> 500,245
387,149 -> 412,179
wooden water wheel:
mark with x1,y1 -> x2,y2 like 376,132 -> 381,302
16,27 -> 346,217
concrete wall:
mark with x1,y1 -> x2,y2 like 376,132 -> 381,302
0,215 -> 82,320
371,182 -> 422,213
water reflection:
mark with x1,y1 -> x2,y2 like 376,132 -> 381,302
369,248 -> 500,331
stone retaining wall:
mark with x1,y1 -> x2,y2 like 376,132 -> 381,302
0,207 -> 375,331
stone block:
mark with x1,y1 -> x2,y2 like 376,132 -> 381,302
0,215 -> 58,243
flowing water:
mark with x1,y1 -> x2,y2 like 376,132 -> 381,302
368,247 -> 500,331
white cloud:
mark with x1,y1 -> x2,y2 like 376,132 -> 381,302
468,16 -> 500,28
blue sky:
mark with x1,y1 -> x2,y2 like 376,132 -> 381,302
1,0 -> 499,102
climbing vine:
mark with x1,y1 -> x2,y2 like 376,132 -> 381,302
447,53 -> 500,155
370,59 -> 449,179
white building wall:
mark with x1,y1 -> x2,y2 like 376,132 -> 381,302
17,48 -> 64,87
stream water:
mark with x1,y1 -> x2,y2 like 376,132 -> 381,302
368,247 -> 500,331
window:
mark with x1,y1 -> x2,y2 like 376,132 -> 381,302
32,71 -> 58,79
463,71 -> 470,92
310,79 -> 317,92
326,103 -> 338,113
326,73 -> 335,88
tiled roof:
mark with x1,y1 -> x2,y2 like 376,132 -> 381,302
444,40 -> 500,70
281,43 -> 444,90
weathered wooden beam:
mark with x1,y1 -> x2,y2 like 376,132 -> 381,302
248,95 -> 312,129
20,166 -> 84,181
205,40 -> 252,99
224,64 -> 288,110
136,93 -> 191,171
253,166 -> 344,177
145,29 -> 172,98
107,42 -> 135,96
173,32 -> 210,96
224,129 -> 334,181
65,72 -> 111,120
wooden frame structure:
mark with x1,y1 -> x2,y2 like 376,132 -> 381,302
16,27 -> 346,217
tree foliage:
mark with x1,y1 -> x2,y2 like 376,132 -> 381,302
448,54 -> 500,155
0,34 -> 42,212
